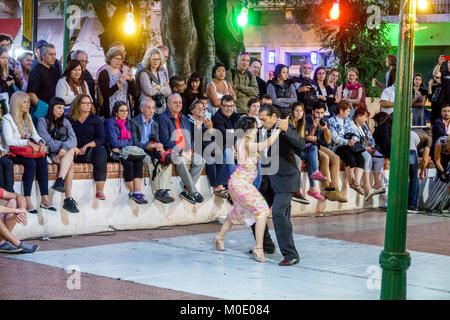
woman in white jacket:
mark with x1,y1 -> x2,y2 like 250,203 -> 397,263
2,92 -> 55,213
55,59 -> 91,112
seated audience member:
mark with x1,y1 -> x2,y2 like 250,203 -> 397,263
0,47 -> 22,99
2,92 -> 54,213
169,75 -> 187,95
353,108 -> 385,201
55,59 -> 91,112
267,64 -> 297,118
379,68 -> 396,115
182,72 -> 206,115
372,111 -> 393,162
69,50 -> 96,102
247,97 -> 261,128
212,95 -> 241,180
289,102 -> 327,203
328,100 -> 365,196
260,94 -> 273,106
0,34 -> 23,89
206,62 -> 236,116
0,188 -> 39,254
0,125 -> 15,194
37,97 -> 80,213
69,94 -> 108,200
130,97 -> 175,204
434,135 -> 450,176
157,94 -> 205,204
17,51 -> 33,93
305,103 -> 347,202
105,101 -> 147,204
432,104 -> 450,147
135,47 -> 171,115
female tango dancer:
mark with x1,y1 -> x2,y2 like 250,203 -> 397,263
213,116 -> 283,263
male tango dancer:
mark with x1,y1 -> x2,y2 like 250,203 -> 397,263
257,104 -> 305,266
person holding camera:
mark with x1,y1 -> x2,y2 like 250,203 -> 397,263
267,64 -> 297,119
130,97 -> 174,204
292,61 -> 319,114
306,103 -> 348,202
98,47 -> 136,119
428,72 -> 445,124
353,108 -> 386,201
328,100 -> 365,196
433,55 -> 450,106
37,97 -> 80,213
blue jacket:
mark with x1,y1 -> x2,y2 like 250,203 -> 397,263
328,115 -> 359,152
105,117 -> 133,149
156,109 -> 193,154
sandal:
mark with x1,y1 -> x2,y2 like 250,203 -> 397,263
40,204 -> 57,211
252,247 -> 267,263
350,183 -> 365,196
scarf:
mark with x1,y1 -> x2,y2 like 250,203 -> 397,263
345,81 -> 362,91
116,118 -> 130,140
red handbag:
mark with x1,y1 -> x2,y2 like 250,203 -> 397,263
8,146 -> 46,158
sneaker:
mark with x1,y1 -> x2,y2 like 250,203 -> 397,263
407,205 -> 419,213
63,197 -> 80,213
130,193 -> 148,205
52,178 -> 66,193
0,241 -> 23,254
292,190 -> 310,205
324,187 -> 348,202
18,241 -> 39,254
307,191 -> 325,201
154,190 -> 175,204
180,191 -> 196,205
310,172 -> 327,181
192,192 -> 204,203
364,188 -> 386,202
96,192 -> 106,200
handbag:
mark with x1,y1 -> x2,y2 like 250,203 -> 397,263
344,133 -> 366,153
111,146 -> 146,161
74,147 -> 94,163
8,145 -> 46,158
51,126 -> 69,142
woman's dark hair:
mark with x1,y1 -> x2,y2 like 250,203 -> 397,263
212,62 -> 226,79
373,111 -> 390,126
387,54 -> 397,67
185,72 -> 205,99
61,59 -> 87,95
313,66 -> 327,83
274,64 -> 289,80
387,68 -> 396,87
413,73 -> 424,88
46,97 -> 67,133
235,116 -> 257,132
112,100 -> 128,117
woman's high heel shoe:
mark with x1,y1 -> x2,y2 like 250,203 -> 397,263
214,237 -> 226,251
252,247 -> 267,263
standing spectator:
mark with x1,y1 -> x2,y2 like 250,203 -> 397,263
428,72 -> 445,124
226,52 -> 259,115
409,130 -> 421,211
267,64 -> 297,118
0,47 -> 21,99
55,59 -> 91,111
0,33 -> 23,89
98,47 -> 135,119
260,94 -> 273,106
212,95 -> 241,181
250,58 -> 267,97
157,44 -> 170,77
70,50 -> 96,103
31,40 -> 62,74
292,61 -> 318,114
157,94 -> 205,204
105,101 -> 147,204
17,51 -> 33,93
313,67 -> 329,112
2,92 -> 55,213
374,54 -> 397,90
325,68 -> 341,116
95,41 -> 126,80
337,67 -> 367,115
69,94 -> 108,200
411,74 -> 428,126
130,97 -> 174,204
328,100 -> 365,196
432,55 -> 450,106
27,43 -> 61,122
353,108 -> 385,200
289,102 -> 327,202
379,69 -> 396,115
182,72 -> 206,115
207,62 -> 236,116
37,97 -> 80,213
305,104 -> 347,202
136,47 -> 171,115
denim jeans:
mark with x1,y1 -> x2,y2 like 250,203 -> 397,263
408,150 -> 419,207
299,145 -> 319,188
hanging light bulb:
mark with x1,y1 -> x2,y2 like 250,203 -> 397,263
329,1 -> 340,20
417,0 -> 428,10
237,6 -> 249,27
124,2 -> 136,34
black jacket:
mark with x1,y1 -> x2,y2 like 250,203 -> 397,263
256,76 -> 267,97
373,121 -> 392,159
212,110 -> 241,149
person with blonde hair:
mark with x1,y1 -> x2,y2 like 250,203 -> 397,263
1,92 -> 55,213
135,47 -> 171,115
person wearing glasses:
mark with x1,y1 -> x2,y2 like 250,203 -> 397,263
69,94 -> 108,201
428,72 -> 445,124
433,55 -> 450,107
226,52 -> 258,115
98,47 -> 135,119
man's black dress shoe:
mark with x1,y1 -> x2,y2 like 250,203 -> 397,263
279,258 -> 300,266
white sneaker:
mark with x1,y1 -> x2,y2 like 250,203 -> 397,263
364,188 -> 386,201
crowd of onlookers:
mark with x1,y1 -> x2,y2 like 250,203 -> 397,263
0,31 -> 449,254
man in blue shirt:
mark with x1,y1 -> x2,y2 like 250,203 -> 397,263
130,97 -> 175,204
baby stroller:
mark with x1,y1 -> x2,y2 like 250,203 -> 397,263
423,163 -> 450,212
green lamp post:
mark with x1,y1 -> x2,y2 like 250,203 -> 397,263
379,0 -> 422,300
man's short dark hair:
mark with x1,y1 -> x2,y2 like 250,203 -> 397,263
169,75 -> 185,91
261,94 -> 273,101
250,58 -> 262,66
0,34 -> 13,45
313,102 -> 327,112
259,104 -> 280,118
221,95 -> 234,105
